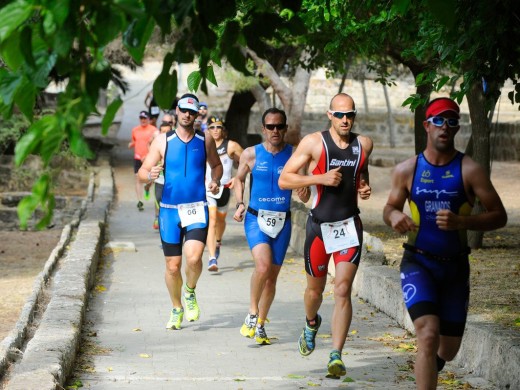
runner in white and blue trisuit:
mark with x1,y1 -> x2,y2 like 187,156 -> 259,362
279,93 -> 373,377
205,115 -> 243,272
383,97 -> 507,389
233,108 -> 310,346
139,93 -> 223,331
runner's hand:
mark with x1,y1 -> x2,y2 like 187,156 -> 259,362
358,179 -> 371,200
208,180 -> 219,194
322,167 -> 342,186
233,204 -> 245,222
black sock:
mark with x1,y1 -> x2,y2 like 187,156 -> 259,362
306,316 -> 317,327
436,355 -> 446,372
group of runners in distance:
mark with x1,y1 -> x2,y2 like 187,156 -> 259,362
129,90 -> 507,387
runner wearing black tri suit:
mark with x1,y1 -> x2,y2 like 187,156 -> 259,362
304,131 -> 368,277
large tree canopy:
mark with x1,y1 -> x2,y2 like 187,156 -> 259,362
0,0 -> 306,228
0,0 -> 519,230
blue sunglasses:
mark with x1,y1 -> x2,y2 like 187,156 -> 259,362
427,116 -> 459,128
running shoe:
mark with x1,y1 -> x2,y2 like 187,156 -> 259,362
298,314 -> 322,356
327,349 -> 346,377
153,218 -> 159,230
137,201 -> 144,211
255,325 -> 271,345
240,313 -> 258,338
166,307 -> 184,330
208,257 -> 218,272
183,288 -> 200,322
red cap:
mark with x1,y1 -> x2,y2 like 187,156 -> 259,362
425,98 -> 460,118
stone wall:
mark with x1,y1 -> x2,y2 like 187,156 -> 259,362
119,61 -> 520,160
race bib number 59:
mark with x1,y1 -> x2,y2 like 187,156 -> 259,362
257,209 -> 286,238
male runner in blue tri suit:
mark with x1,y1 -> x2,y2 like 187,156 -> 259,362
233,108 -> 310,345
383,97 -> 507,389
279,93 -> 373,377
139,93 -> 223,330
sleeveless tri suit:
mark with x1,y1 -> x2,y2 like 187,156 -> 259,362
244,143 -> 293,265
158,130 -> 209,256
206,139 -> 233,210
400,152 -> 472,336
304,131 -> 367,277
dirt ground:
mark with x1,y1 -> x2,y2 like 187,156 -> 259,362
0,163 -> 89,341
0,160 -> 518,342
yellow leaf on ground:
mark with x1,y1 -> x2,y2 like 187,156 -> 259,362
139,353 -> 151,358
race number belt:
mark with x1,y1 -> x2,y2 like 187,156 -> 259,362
248,207 -> 289,238
160,201 -> 207,227
319,216 -> 360,254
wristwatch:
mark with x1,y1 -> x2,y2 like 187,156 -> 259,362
236,201 -> 245,209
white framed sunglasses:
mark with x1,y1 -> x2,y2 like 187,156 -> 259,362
427,116 -> 459,128
328,110 -> 357,119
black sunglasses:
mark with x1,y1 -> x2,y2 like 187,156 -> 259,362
328,110 -> 357,119
209,125 -> 223,130
264,123 -> 286,131
179,108 -> 198,116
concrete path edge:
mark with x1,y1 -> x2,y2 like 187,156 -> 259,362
1,157 -> 113,390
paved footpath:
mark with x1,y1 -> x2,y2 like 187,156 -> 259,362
69,146 -> 496,390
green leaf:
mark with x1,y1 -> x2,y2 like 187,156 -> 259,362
0,72 -> 23,105
225,46 -> 249,75
342,377 -> 355,383
392,0 -> 411,15
426,0 -> 456,29
206,65 -> 218,87
101,97 -> 123,135
187,70 -> 202,92
32,53 -> 57,88
53,19 -> 74,57
0,31 -> 24,69
0,0 -> 33,43
43,10 -> 57,36
14,77 -> 36,120
19,26 -> 35,67
68,129 -> 94,159
153,53 -> 178,109
17,174 -> 55,230
48,0 -> 71,27
40,122 -> 65,165
17,193 -> 39,230
95,10 -> 124,46
14,116 -> 49,166
123,17 -> 154,64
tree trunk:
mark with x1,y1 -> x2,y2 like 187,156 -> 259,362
383,84 -> 395,148
225,91 -> 257,147
413,82 -> 432,154
285,66 -> 311,145
246,47 -> 311,146
361,78 -> 369,113
465,80 -> 492,249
